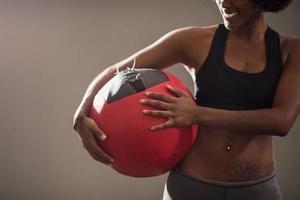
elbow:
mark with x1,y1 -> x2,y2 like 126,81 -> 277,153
276,116 -> 294,137
277,129 -> 289,137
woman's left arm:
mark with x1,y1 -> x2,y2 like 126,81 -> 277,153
141,39 -> 300,137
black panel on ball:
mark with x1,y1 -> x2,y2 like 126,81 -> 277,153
106,68 -> 169,103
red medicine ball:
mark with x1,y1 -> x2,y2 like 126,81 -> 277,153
89,68 -> 199,177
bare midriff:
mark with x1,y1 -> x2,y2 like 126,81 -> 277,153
177,126 -> 275,182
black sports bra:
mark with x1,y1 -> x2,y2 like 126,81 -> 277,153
195,24 -> 283,110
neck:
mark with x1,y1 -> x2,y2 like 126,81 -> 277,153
231,13 -> 267,43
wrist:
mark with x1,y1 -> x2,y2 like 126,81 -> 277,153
73,115 -> 86,131
193,106 -> 206,125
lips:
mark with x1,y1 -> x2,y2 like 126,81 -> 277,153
223,11 -> 239,19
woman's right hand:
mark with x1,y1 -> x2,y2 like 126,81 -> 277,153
74,116 -> 114,166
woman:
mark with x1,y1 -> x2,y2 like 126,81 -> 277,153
73,0 -> 299,199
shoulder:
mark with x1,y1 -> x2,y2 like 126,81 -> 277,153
167,25 -> 218,42
165,25 -> 219,68
150,25 -> 218,52
174,25 -> 218,35
279,35 -> 300,66
286,37 -> 300,54
149,25 -> 219,69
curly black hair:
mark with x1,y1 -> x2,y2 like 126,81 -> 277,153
253,0 -> 293,13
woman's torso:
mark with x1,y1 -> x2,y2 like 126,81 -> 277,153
176,25 -> 291,181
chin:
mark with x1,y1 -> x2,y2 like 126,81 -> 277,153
223,20 -> 241,31
224,21 -> 235,30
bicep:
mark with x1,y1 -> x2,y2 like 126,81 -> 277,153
111,28 -> 189,72
272,38 -> 300,129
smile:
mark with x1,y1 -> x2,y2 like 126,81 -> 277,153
223,12 -> 239,19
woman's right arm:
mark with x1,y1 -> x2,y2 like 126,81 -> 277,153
73,27 -> 193,165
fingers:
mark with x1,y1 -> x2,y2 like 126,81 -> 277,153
142,110 -> 176,130
143,110 -> 174,118
150,119 -> 175,131
140,99 -> 173,110
85,146 -> 112,166
83,138 -> 114,165
144,85 -> 188,103
76,117 -> 114,165
145,91 -> 175,103
89,119 -> 107,141
166,85 -> 187,97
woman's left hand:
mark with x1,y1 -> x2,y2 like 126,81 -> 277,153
140,84 -> 198,131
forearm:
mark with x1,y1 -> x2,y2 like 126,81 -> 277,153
196,106 -> 290,137
72,54 -> 145,129
73,66 -> 116,126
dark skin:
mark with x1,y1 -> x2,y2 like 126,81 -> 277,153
74,0 -> 300,181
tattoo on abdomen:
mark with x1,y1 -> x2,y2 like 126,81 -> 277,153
229,161 -> 262,181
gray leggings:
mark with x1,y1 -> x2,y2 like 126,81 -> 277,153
163,168 -> 283,200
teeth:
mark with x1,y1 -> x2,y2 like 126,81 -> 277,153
224,12 -> 238,18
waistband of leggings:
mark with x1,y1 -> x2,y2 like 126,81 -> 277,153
172,168 -> 276,188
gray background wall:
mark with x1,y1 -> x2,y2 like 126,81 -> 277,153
0,0 -> 299,199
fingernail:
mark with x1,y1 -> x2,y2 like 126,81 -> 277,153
145,92 -> 150,96
166,84 -> 171,88
100,134 -> 107,140
140,99 -> 145,103
150,127 -> 155,131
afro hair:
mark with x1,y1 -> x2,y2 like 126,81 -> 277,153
253,0 -> 293,12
